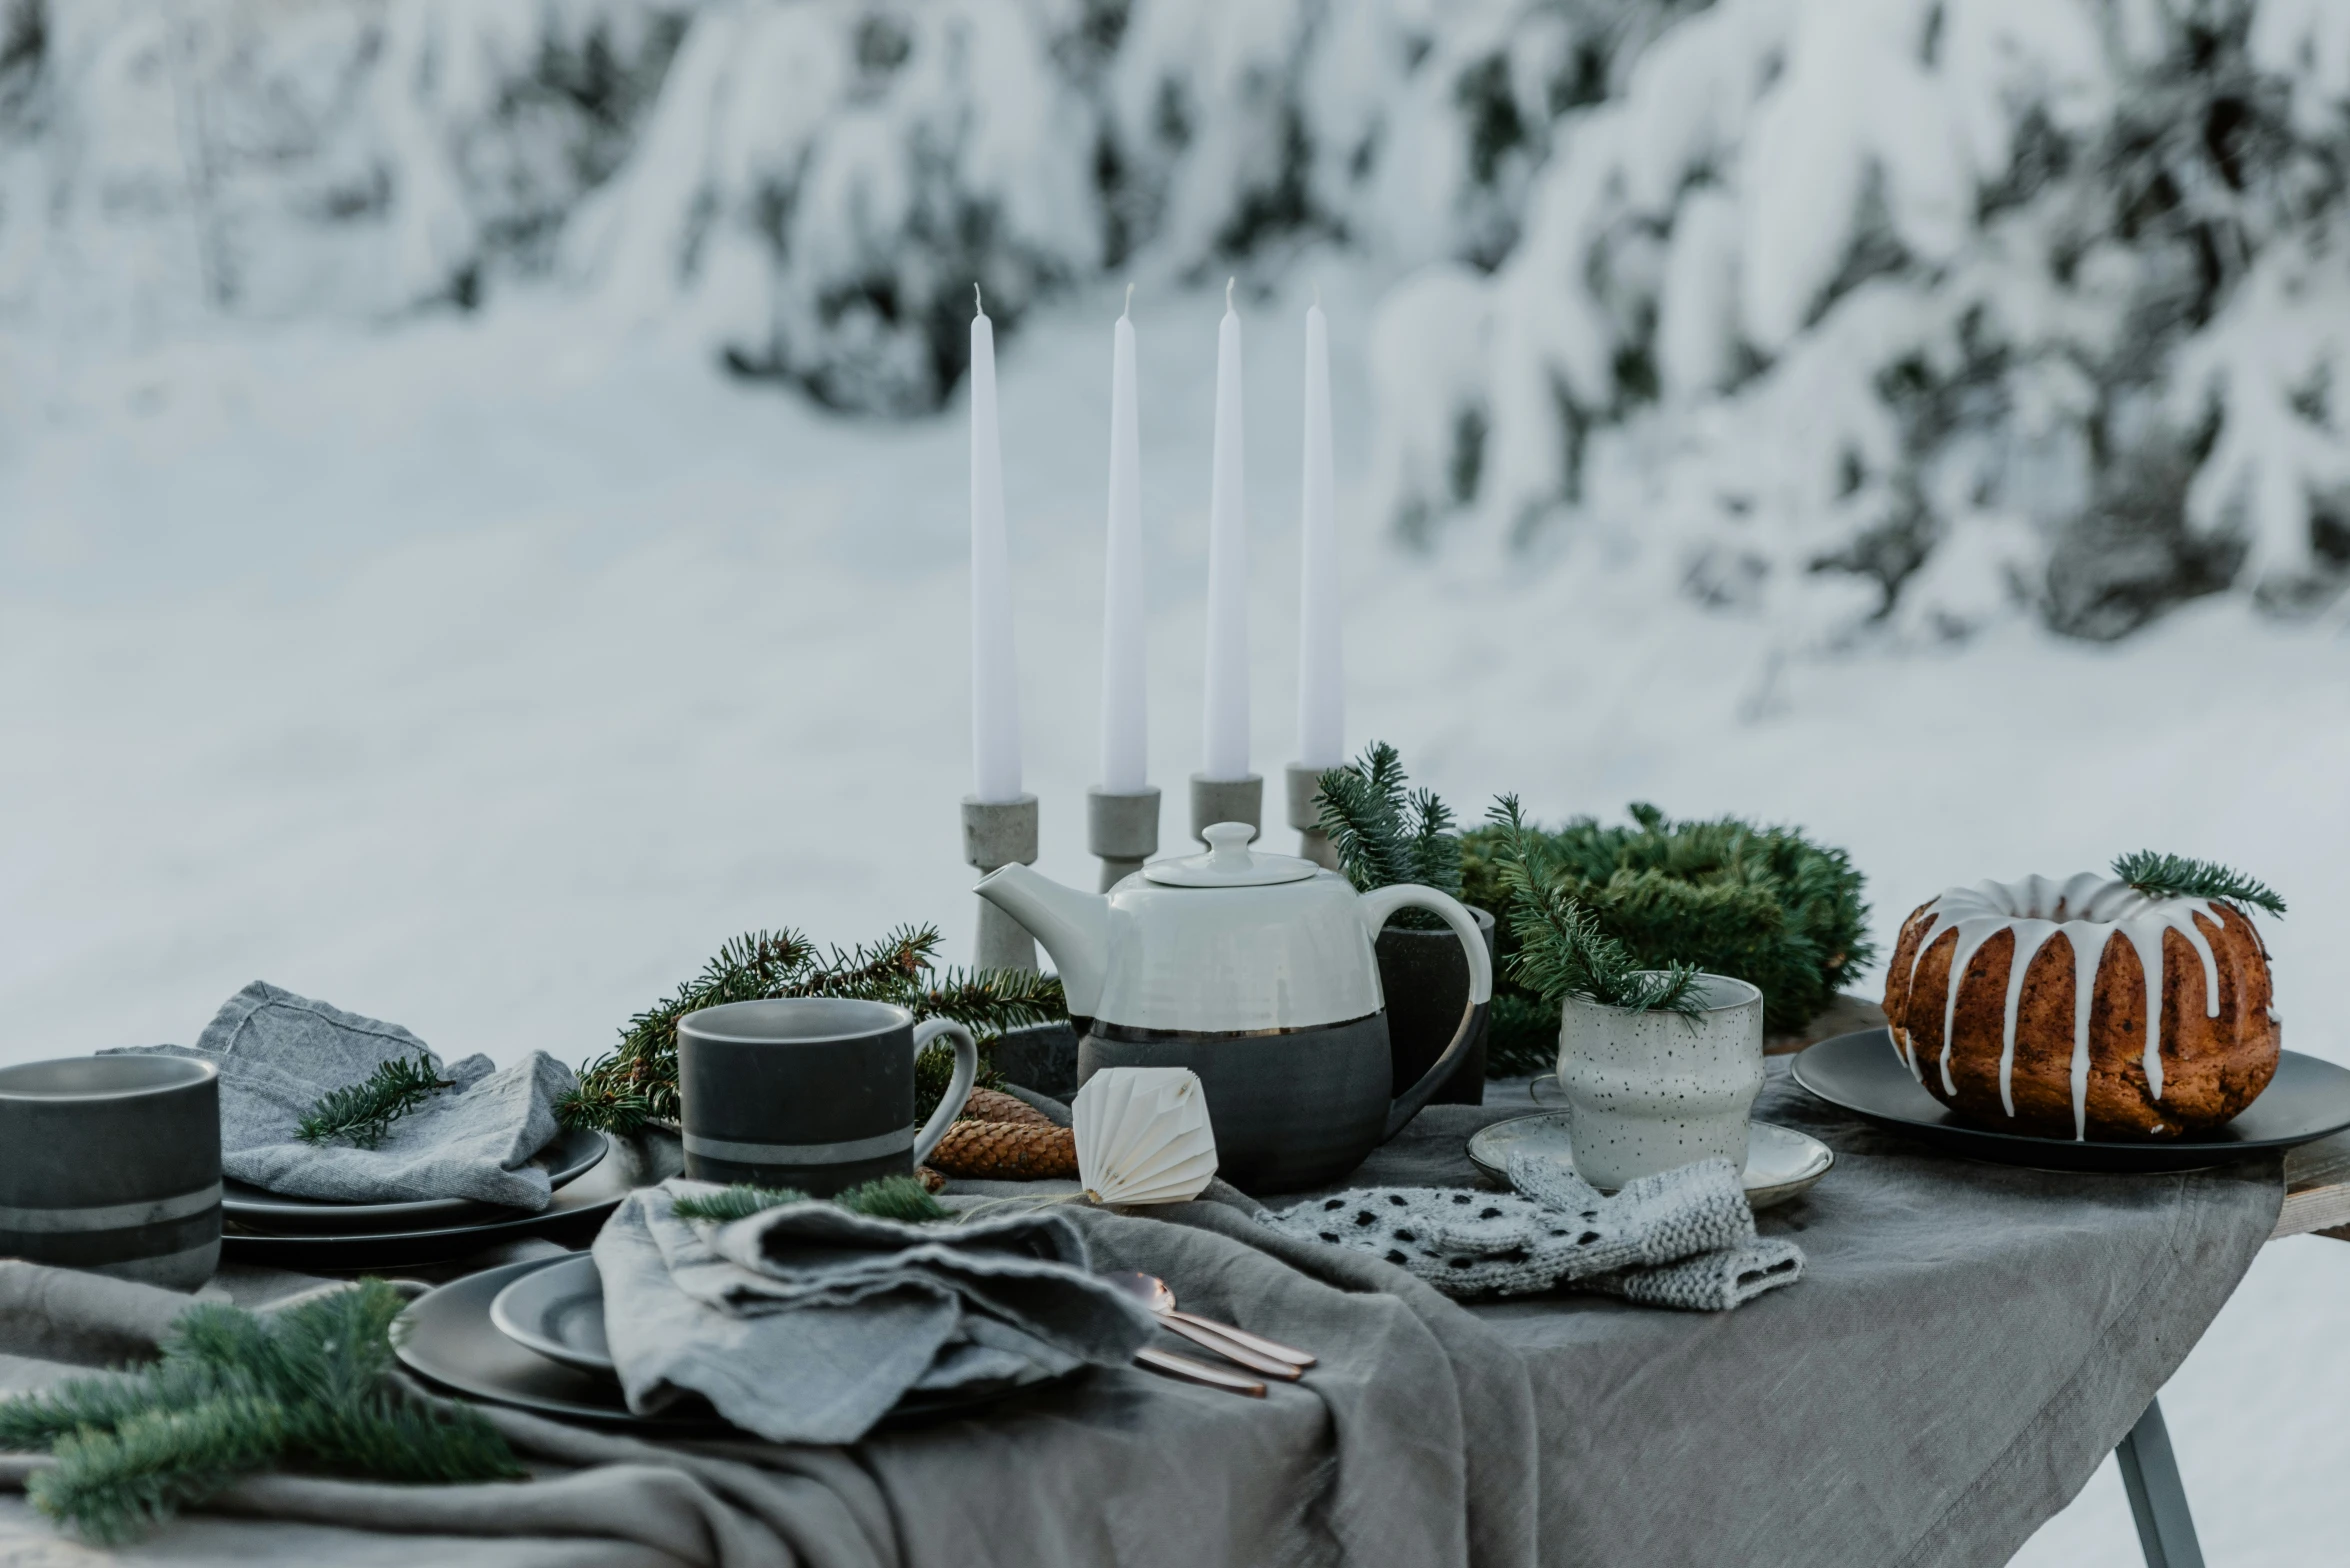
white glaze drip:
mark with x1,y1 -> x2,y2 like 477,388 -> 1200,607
1938,921 -> 1997,1097
1997,922 -> 2059,1117
1902,874 -> 2226,1140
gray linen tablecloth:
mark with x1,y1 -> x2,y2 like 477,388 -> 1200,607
0,1061 -> 2283,1568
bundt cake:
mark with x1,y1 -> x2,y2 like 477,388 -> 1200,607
1882,874 -> 2278,1140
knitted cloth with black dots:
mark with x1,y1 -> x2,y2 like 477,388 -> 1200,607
1262,1151 -> 1803,1311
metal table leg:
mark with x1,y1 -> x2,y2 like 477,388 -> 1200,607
2115,1397 -> 2205,1568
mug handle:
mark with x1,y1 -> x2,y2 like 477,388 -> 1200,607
910,1018 -> 979,1169
1357,884 -> 1494,1140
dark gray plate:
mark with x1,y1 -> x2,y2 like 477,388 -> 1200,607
403,1255 -> 1078,1432
396,1257 -> 727,1432
489,1252 -> 612,1373
221,1137 -> 626,1269
223,1125 -> 609,1233
1793,1029 -> 2350,1172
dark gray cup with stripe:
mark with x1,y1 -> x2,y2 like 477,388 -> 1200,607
0,1055 -> 221,1290
677,999 -> 978,1195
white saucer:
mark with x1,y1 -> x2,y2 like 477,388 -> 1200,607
1466,1112 -> 1834,1209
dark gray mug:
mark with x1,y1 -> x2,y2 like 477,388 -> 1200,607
0,1055 -> 221,1290
677,998 -> 978,1195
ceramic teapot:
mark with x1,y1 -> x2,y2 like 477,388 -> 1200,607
974,822 -> 1491,1191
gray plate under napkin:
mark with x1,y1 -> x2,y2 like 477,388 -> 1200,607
122,981 -> 576,1210
593,1179 -> 1157,1443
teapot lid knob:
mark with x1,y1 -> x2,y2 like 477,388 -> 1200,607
1202,821 -> 1256,869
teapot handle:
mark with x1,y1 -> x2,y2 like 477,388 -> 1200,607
1359,885 -> 1494,1140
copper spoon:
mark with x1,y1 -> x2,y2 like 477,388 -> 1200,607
1133,1346 -> 1266,1397
1102,1271 -> 1315,1377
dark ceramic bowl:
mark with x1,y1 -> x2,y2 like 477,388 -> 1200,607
0,1054 -> 221,1290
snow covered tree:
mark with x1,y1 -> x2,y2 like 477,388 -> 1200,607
1370,0 -> 2350,636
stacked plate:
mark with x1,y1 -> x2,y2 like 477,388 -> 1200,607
221,1125 -> 629,1269
396,1252 -> 1064,1432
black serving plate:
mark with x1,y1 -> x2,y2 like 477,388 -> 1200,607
221,1137 -> 628,1269
1794,1029 -> 2350,1173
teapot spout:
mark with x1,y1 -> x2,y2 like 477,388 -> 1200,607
973,864 -> 1110,1017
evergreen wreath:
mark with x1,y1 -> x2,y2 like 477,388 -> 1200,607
1483,795 -> 1706,1022
559,925 -> 1061,1134
669,1174 -> 949,1226
296,1054 -> 454,1149
2111,850 -> 2286,917
1464,801 -> 1874,1074
0,1280 -> 520,1545
1315,741 -> 1463,929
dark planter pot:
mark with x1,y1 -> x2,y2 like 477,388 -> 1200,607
992,1019 -> 1082,1100
1376,905 -> 1496,1106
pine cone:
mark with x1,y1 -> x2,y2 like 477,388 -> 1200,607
960,1087 -> 1058,1128
916,1165 -> 946,1194
928,1119 -> 1078,1180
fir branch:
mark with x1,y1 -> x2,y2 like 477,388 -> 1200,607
670,1175 -> 948,1226
1485,795 -> 1705,1016
837,1174 -> 951,1223
2112,850 -> 2286,917
2,1280 -> 519,1545
669,1184 -> 811,1224
296,1055 -> 454,1149
1315,742 -> 1462,927
30,1395 -> 288,1546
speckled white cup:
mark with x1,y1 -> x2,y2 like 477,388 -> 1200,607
1554,973 -> 1764,1190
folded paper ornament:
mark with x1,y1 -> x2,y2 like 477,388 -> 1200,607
1072,1067 -> 1218,1205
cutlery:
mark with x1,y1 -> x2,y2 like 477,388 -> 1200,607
1101,1270 -> 1316,1376
1133,1347 -> 1265,1397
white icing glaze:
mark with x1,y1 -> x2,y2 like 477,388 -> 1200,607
1902,874 -> 2225,1141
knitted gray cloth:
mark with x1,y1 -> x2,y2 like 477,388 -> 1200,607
593,1179 -> 1158,1444
116,981 -> 574,1209
1262,1152 -> 1803,1310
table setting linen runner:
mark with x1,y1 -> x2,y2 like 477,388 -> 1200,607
117,981 -> 576,1209
0,1062 -> 2287,1568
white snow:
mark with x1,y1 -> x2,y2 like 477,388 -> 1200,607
3,270 -> 2348,1562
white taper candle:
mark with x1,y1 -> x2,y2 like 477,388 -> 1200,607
1296,292 -> 1344,769
1201,279 -> 1251,782
969,287 -> 1023,803
1099,288 -> 1148,793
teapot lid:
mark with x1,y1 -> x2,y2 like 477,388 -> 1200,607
1144,822 -> 1320,888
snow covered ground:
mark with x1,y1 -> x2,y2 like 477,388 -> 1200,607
3,273 -> 2346,1563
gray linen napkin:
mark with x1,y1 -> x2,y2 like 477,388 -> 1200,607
1261,1152 -> 1804,1309
120,981 -> 575,1209
593,1179 -> 1156,1444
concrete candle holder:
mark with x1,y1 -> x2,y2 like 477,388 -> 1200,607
1285,762 -> 1338,871
961,794 -> 1039,971
1087,785 -> 1160,891
1188,772 -> 1263,845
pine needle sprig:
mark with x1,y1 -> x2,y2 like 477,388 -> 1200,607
296,1054 -> 454,1149
1485,795 -> 1705,1016
670,1174 -> 949,1226
33,1394 -> 288,1546
560,922 -> 1063,1135
0,1280 -> 521,1545
1315,741 -> 1463,928
2112,850 -> 2286,917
